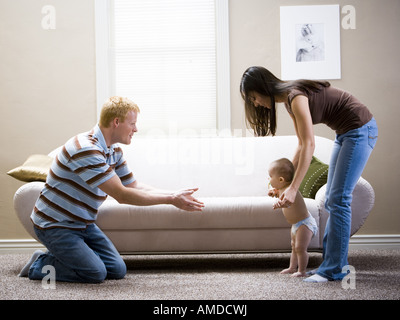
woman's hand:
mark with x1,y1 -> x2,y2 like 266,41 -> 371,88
274,186 -> 297,209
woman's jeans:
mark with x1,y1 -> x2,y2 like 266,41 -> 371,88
317,118 -> 378,280
29,224 -> 126,283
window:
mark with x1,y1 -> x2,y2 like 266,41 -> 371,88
95,0 -> 230,136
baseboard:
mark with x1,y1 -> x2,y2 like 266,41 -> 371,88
0,239 -> 45,254
1,235 -> 400,254
349,234 -> 400,250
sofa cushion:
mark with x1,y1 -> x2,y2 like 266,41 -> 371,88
97,196 -> 320,231
7,154 -> 53,182
299,156 -> 329,199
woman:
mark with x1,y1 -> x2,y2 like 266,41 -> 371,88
240,66 -> 378,282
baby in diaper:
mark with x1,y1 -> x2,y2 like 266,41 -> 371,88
268,158 -> 318,277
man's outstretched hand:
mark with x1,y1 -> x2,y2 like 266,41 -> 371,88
172,188 -> 205,212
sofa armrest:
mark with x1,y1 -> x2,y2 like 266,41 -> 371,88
315,177 -> 375,236
13,182 -> 45,241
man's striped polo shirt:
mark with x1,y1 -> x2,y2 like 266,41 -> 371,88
31,124 -> 135,230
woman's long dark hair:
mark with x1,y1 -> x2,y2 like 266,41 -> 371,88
240,66 -> 330,136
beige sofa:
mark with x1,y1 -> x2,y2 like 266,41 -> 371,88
13,135 -> 375,254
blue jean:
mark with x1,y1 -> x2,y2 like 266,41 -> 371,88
317,118 -> 378,280
29,224 -> 126,283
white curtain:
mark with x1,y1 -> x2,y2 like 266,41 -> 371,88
111,0 -> 217,136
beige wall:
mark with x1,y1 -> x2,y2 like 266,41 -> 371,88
0,0 -> 399,239
0,0 -> 97,238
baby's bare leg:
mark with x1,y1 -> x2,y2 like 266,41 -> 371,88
291,225 -> 313,277
280,232 -> 298,274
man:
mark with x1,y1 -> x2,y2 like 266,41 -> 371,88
19,96 -> 204,283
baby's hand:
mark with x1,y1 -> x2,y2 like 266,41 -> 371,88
268,188 -> 279,198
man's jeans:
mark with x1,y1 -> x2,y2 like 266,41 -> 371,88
29,224 -> 126,283
317,118 -> 378,280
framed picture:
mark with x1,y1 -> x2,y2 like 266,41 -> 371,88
280,5 -> 341,80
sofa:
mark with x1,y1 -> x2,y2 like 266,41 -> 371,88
12,135 -> 375,254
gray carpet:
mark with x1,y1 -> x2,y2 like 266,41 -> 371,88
1,249 -> 399,300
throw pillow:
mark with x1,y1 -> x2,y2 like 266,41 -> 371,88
299,156 -> 329,199
7,154 -> 53,182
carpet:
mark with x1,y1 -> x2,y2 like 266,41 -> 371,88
0,249 -> 399,300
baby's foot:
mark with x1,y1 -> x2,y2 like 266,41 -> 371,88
291,271 -> 307,277
280,268 -> 297,274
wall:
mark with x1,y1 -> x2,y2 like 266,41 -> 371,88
0,0 -> 97,238
0,0 -> 399,240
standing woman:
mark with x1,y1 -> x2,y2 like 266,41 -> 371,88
240,66 -> 378,282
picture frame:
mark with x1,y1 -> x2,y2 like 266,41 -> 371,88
280,4 -> 341,80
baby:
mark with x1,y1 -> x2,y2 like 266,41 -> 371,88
268,158 -> 318,277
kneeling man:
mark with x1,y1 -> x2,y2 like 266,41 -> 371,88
20,96 -> 204,283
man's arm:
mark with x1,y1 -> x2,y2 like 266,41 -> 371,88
99,175 -> 204,212
125,180 -> 171,194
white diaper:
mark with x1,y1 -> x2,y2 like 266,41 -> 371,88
291,214 -> 318,237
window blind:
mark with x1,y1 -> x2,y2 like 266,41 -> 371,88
110,0 -> 217,136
